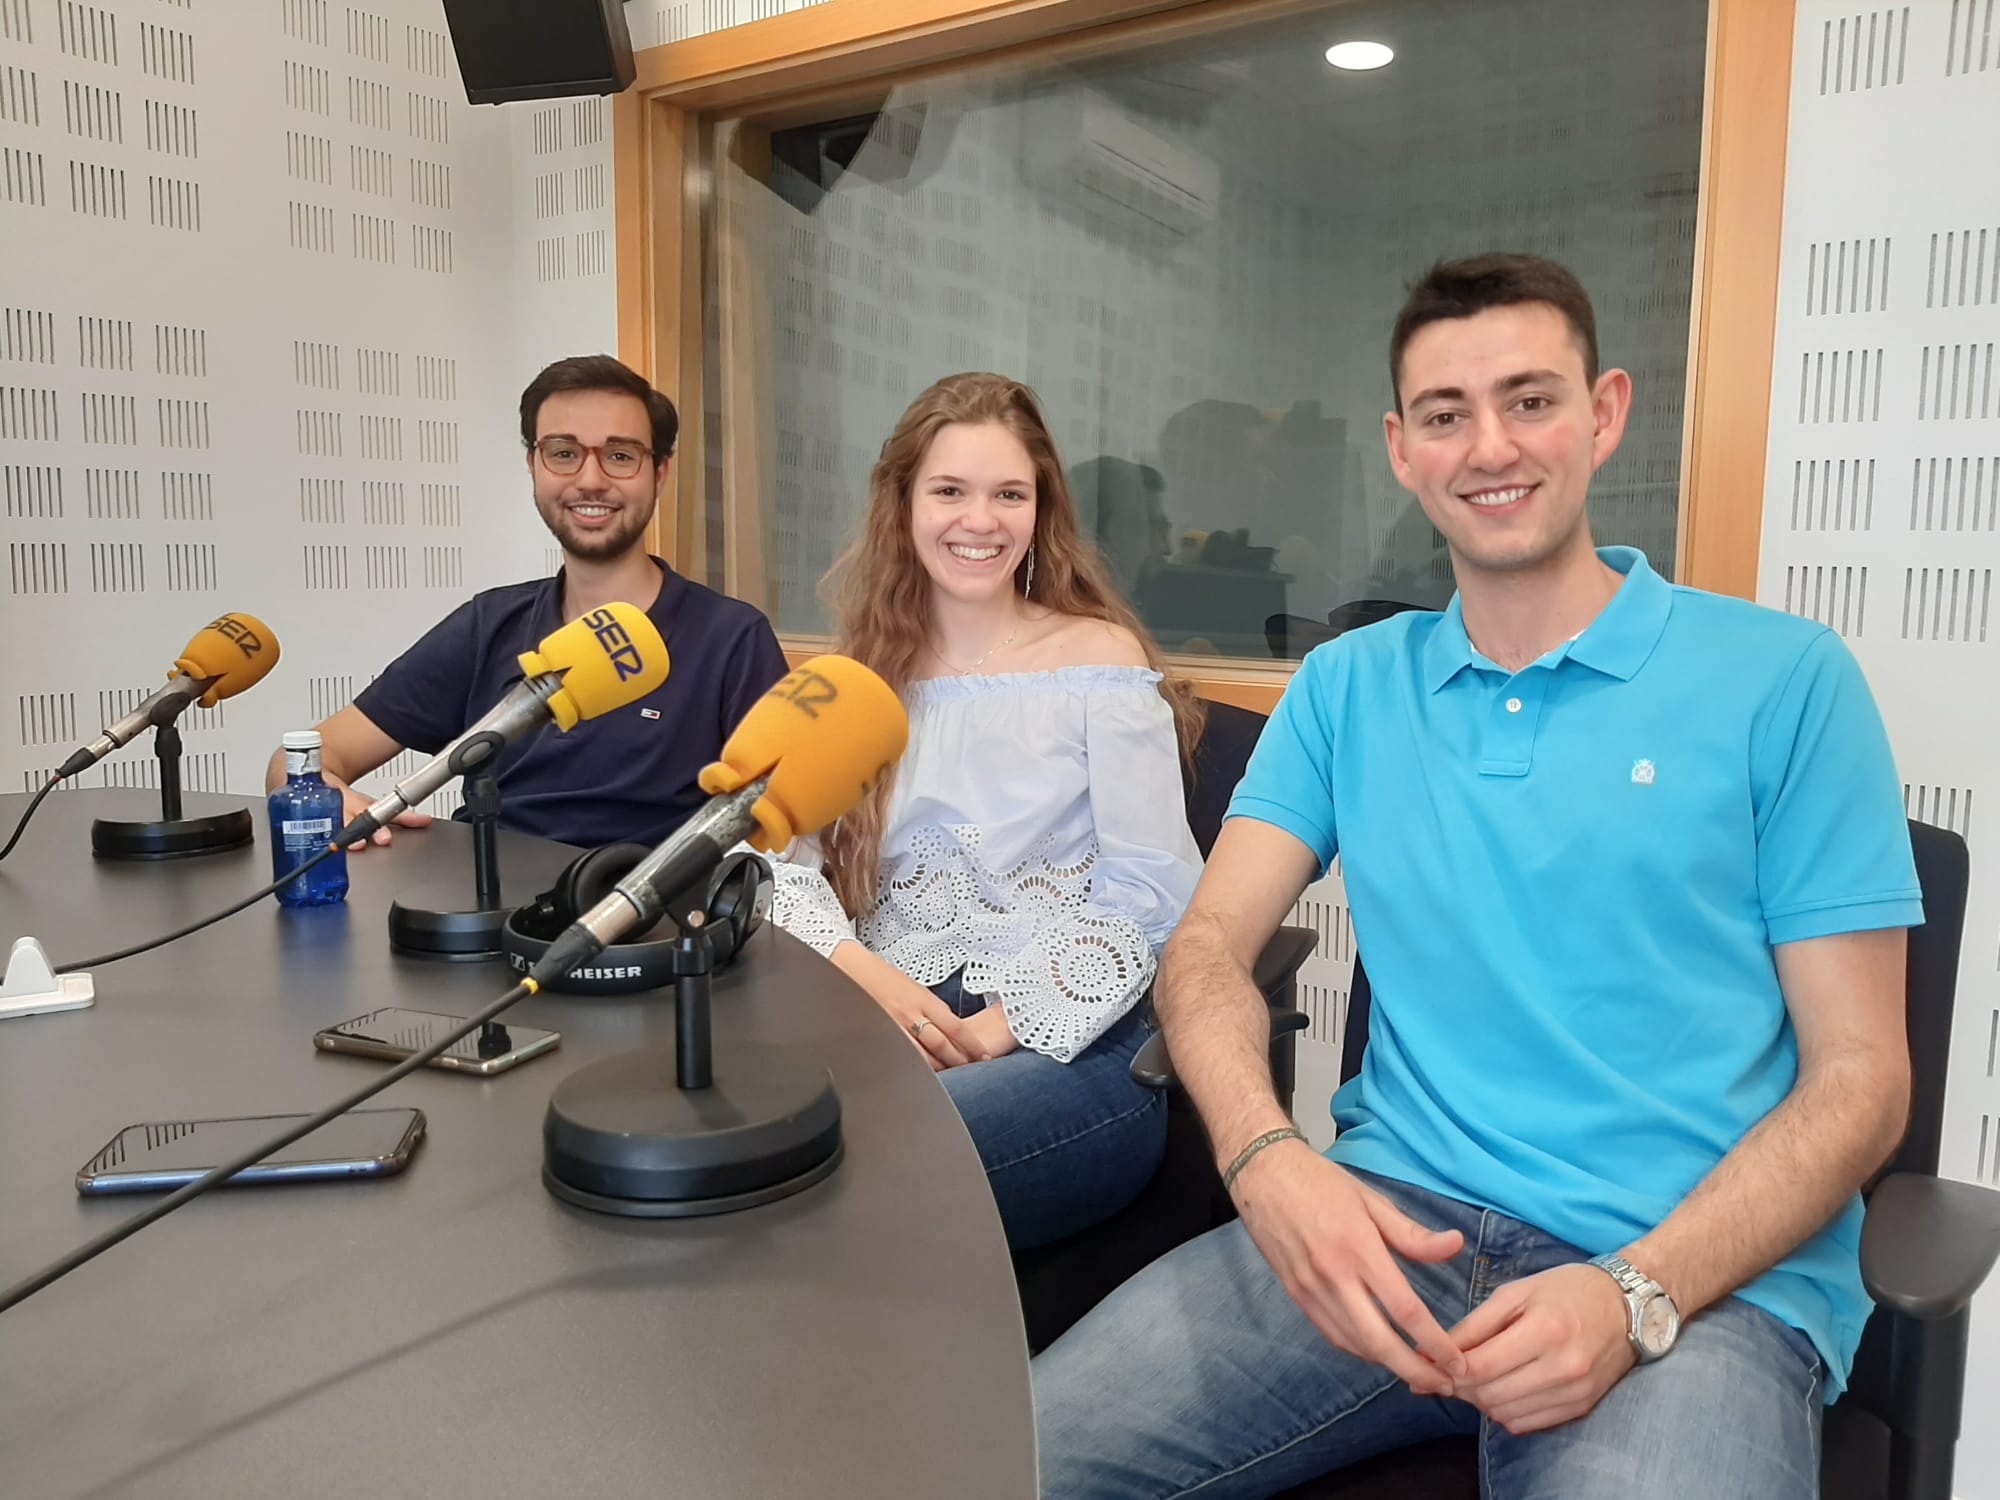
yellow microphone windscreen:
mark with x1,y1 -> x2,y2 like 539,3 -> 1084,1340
173,613 -> 280,708
518,601 -> 670,730
697,655 -> 909,850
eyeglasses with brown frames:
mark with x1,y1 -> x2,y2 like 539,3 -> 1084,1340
531,437 -> 655,479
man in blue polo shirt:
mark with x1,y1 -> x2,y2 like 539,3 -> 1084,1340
264,355 -> 788,850
1035,255 -> 1922,1499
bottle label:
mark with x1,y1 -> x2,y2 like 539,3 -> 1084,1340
281,816 -> 333,853
285,748 -> 322,777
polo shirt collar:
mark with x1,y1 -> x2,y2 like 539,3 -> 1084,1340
1422,546 -> 1671,693
1565,547 -> 1671,681
1422,595 -> 1478,694
544,555 -> 679,634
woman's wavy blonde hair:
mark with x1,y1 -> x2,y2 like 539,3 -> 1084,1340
818,372 -> 1204,916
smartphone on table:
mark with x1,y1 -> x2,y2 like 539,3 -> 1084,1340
313,1007 -> 560,1075
76,1107 -> 426,1195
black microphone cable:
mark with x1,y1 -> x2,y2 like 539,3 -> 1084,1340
53,842 -> 348,974
0,772 -> 69,864
0,974 -> 545,1313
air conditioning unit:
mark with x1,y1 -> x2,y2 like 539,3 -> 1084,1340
1019,90 -> 1220,241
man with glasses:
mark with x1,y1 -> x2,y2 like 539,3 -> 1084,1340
266,354 -> 788,849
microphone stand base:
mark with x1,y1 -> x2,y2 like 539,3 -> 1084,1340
90,810 -> 254,862
386,901 -> 509,961
541,1042 -> 843,1219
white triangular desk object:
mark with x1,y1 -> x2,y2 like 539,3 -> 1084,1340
0,936 -> 94,1019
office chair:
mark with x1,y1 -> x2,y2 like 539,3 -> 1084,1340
1010,700 -> 1316,1354
1325,597 -> 1430,636
1268,599 -> 1438,659
1277,818 -> 1997,1500
1265,612 -> 1338,658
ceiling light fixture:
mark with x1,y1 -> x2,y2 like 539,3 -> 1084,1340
1324,40 -> 1395,71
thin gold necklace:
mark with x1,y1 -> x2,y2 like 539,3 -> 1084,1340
934,620 -> 1019,676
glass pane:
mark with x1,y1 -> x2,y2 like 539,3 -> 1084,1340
703,0 -> 1706,660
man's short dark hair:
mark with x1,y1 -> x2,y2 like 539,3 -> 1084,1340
1388,254 -> 1600,411
519,355 -> 679,462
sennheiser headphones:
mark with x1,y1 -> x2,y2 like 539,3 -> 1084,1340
500,843 -> 774,994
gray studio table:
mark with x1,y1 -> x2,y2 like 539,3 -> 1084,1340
0,790 -> 1035,1499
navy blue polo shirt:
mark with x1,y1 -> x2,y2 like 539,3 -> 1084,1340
1229,548 -> 1922,1393
354,559 -> 788,848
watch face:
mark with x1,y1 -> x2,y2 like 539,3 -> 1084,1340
1637,1295 -> 1680,1355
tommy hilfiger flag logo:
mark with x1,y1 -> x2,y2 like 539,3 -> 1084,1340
640,708 -> 662,720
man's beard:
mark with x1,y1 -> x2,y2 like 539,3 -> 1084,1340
539,500 -> 653,561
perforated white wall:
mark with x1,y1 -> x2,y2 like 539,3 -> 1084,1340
639,0 -> 830,49
1767,5 -> 1998,1492
0,0 -> 615,818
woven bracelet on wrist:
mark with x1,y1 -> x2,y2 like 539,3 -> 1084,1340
1222,1125 -> 1307,1192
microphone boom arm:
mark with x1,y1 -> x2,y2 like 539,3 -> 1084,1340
346,673 -> 564,840
530,774 -> 770,984
613,774 -> 771,931
65,674 -> 219,774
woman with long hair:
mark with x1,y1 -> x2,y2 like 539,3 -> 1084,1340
772,372 -> 1206,1250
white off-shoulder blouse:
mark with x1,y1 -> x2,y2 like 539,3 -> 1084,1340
770,666 -> 1204,1064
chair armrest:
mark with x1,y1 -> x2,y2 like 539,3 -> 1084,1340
1131,1008 -> 1308,1092
1127,926 -> 1318,1091
1251,925 -> 1317,1001
1860,1173 -> 2000,1321
1130,1028 -> 1173,1090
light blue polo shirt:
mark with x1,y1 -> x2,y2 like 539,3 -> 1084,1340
1228,547 -> 1922,1393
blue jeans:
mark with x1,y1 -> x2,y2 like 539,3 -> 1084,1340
1036,1169 -> 1824,1499
931,975 -> 1167,1252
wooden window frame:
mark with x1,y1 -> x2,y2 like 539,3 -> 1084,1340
616,0 -> 1792,712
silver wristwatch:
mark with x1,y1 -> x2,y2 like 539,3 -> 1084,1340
1588,1253 -> 1681,1362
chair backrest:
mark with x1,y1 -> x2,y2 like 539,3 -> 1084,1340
1339,819 -> 1973,1169
1339,958 -> 1369,1088
1895,819 -> 1970,1177
1325,598 -> 1431,638
1266,601 -> 1435,659
1263,613 -> 1337,659
1182,699 -> 1267,860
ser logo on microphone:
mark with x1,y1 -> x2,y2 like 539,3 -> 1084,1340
773,668 -> 837,718
205,614 -> 267,660
581,607 -> 652,684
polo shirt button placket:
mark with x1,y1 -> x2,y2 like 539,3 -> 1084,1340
1479,675 -> 1546,777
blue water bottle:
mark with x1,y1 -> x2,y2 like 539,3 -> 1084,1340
269,730 -> 348,908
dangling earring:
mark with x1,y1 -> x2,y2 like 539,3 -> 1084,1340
1023,544 -> 1035,598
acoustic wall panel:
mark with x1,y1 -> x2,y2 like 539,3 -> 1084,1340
642,0 -> 833,48
0,0 -> 615,829
1768,7 -> 2000,1493
503,81 -> 616,498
